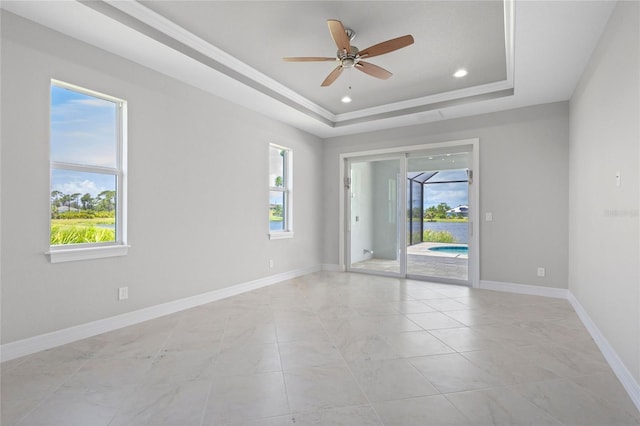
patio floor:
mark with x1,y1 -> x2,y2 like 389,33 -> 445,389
350,243 -> 468,281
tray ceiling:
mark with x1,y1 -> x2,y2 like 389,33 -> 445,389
1,1 -> 615,137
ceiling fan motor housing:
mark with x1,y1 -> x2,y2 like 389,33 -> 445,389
338,46 -> 360,68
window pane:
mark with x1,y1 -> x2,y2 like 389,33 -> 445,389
269,146 -> 285,187
269,190 -> 285,231
50,85 -> 118,168
50,170 -> 117,245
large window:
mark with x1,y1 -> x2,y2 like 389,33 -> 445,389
48,80 -> 128,262
269,144 -> 293,239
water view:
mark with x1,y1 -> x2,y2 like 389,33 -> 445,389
411,221 -> 468,244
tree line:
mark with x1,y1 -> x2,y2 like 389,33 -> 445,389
51,190 -> 115,217
411,203 -> 467,220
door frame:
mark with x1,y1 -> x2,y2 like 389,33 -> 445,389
339,138 -> 480,288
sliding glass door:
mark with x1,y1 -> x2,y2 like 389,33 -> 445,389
345,145 -> 476,286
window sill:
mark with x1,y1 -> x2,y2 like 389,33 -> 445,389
269,231 -> 294,240
46,244 -> 130,263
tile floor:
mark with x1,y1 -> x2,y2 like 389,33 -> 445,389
2,271 -> 639,426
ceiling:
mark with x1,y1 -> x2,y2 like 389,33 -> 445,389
1,1 -> 615,138
139,1 -> 509,114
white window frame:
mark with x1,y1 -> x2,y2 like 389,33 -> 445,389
269,143 -> 293,240
47,80 -> 129,263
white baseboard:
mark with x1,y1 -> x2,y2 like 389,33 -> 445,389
480,279 -> 640,413
479,280 -> 569,299
567,292 -> 640,412
0,265 -> 321,363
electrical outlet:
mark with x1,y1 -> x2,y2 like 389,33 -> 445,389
269,259 -> 274,268
537,267 -> 545,277
118,286 -> 129,300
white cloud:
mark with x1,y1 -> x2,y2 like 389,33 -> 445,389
55,179 -> 101,197
424,183 -> 468,208
71,98 -> 114,108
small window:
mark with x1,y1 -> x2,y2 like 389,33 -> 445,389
48,80 -> 128,262
269,144 -> 293,239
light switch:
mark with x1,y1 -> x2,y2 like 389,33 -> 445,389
485,212 -> 493,222
615,171 -> 621,187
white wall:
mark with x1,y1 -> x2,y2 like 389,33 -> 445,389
323,103 -> 570,288
0,12 -> 323,344
569,1 -> 639,383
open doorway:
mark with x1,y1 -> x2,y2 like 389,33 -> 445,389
407,153 -> 470,283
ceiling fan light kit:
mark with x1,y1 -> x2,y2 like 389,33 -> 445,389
283,19 -> 414,87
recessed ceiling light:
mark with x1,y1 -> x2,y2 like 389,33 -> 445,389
453,68 -> 468,78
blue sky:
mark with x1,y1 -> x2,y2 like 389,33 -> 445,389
424,182 -> 468,209
414,169 -> 469,209
50,85 -> 117,198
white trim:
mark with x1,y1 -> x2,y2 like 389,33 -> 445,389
50,79 -> 123,104
340,138 -> 480,160
47,244 -> 130,263
479,279 -> 569,299
335,80 -> 513,122
503,0 -> 516,86
0,265 -> 319,362
567,292 -> 640,412
269,231 -> 294,240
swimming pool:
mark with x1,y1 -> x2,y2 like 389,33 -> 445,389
428,245 -> 468,255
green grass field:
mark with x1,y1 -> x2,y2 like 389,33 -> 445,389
50,218 -> 115,245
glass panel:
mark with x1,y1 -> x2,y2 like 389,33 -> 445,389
409,179 -> 423,245
269,146 -> 285,188
349,158 -> 401,275
425,169 -> 469,183
50,85 -> 118,168
269,190 -> 285,231
407,158 -> 469,281
50,170 -> 117,245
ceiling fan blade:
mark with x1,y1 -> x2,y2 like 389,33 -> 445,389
283,57 -> 336,62
321,65 -> 344,87
356,61 -> 392,80
327,19 -> 351,53
359,35 -> 414,59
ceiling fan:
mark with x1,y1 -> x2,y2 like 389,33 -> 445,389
283,19 -> 414,87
